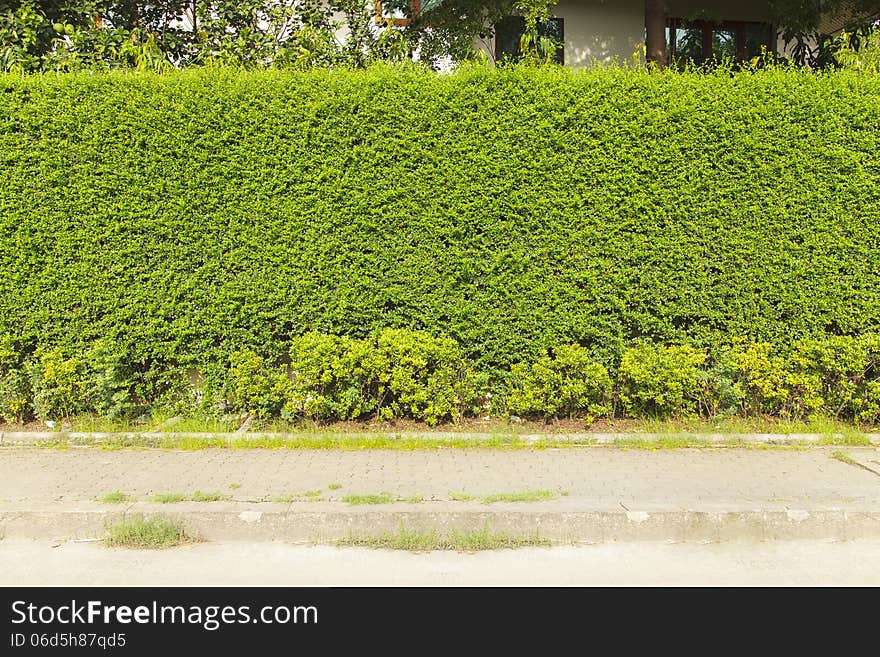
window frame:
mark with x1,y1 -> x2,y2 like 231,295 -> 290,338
667,18 -> 775,65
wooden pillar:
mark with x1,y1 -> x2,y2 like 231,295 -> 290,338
645,0 -> 667,68
701,21 -> 713,63
735,23 -> 746,61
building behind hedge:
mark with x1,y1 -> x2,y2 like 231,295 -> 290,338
404,1 -> 880,67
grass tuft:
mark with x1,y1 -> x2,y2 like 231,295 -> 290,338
99,491 -> 132,504
339,527 -> 551,551
341,492 -> 396,505
151,491 -> 231,503
450,489 -> 560,504
104,515 -> 196,549
831,450 -> 859,466
818,434 -> 871,447
479,489 -> 559,504
152,493 -> 186,503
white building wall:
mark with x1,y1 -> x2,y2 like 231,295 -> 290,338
558,0 -> 645,67
474,0 -> 646,66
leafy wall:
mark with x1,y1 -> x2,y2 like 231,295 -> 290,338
1,66 -> 879,382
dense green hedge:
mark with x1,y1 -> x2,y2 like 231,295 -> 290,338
1,66 -> 880,383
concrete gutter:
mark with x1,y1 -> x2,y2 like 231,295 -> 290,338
2,503 -> 878,544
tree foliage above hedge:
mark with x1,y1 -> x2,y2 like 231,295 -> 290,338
0,0 -> 535,72
1,65 -> 879,382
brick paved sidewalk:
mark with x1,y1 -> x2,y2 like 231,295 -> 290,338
2,446 -> 879,544
1,446 -> 878,512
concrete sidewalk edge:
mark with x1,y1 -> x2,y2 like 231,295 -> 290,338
2,507 -> 878,543
1,430 -> 878,447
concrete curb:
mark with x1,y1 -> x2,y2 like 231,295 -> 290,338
2,506 -> 878,543
1,430 -> 878,447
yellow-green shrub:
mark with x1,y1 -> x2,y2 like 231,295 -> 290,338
283,329 -> 471,425
617,345 -> 707,418
284,333 -> 377,421
28,347 -> 85,420
786,335 -> 880,420
226,349 -> 290,419
730,342 -> 790,416
729,335 -> 880,420
371,329 -> 469,425
507,344 -> 611,420
0,334 -> 30,423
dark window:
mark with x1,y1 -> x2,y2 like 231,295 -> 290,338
495,16 -> 565,64
667,19 -> 774,67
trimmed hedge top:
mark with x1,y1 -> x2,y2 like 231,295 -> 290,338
1,66 -> 879,376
